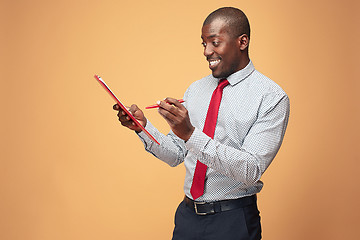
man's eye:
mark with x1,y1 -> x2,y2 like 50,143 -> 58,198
213,41 -> 219,47
201,42 -> 207,47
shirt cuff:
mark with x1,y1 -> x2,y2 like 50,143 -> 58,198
185,127 -> 210,156
137,121 -> 157,144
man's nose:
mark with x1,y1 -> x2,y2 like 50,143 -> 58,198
203,45 -> 214,57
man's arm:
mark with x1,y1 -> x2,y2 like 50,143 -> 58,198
158,93 -> 290,184
113,103 -> 187,167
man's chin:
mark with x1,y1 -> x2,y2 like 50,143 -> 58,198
211,71 -> 221,78
211,68 -> 233,79
211,71 -> 226,79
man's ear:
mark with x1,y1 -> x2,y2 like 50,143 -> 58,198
238,34 -> 249,51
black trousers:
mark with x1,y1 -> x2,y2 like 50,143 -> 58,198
172,198 -> 262,240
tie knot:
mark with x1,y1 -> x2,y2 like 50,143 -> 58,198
218,79 -> 229,89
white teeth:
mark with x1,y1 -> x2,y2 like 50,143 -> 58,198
209,59 -> 221,66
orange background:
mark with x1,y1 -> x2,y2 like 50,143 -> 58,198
1,0 -> 359,239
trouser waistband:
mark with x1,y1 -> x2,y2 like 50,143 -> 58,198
184,195 -> 257,215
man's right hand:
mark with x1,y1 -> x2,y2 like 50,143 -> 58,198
113,104 -> 147,133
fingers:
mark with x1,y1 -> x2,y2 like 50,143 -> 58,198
113,104 -> 127,119
156,98 -> 194,141
157,108 -> 176,126
113,103 -> 146,132
157,98 -> 187,124
117,110 -> 130,121
157,100 -> 178,122
128,104 -> 139,115
113,104 -> 120,110
113,104 -> 136,127
157,98 -> 184,114
164,97 -> 186,110
118,111 -> 135,127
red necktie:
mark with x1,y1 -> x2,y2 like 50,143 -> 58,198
190,79 -> 229,200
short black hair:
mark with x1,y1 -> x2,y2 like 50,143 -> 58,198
203,7 -> 250,39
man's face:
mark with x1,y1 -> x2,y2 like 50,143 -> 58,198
201,18 -> 243,79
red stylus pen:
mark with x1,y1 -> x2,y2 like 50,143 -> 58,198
145,99 -> 185,109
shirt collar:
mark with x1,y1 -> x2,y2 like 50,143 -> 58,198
221,60 -> 255,86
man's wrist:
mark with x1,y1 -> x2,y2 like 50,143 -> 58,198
135,118 -> 147,133
183,126 -> 195,142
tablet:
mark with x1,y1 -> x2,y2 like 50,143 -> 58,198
94,75 -> 160,145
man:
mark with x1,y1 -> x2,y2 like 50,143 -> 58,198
113,7 -> 289,240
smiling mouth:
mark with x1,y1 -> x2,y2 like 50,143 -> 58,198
209,59 -> 221,69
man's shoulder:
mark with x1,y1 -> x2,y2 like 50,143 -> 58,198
249,69 -> 287,96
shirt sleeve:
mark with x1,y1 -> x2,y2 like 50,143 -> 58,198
137,121 -> 188,167
137,87 -> 192,167
185,92 -> 290,185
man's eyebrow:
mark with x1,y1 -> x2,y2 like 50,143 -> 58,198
209,34 -> 219,38
202,34 -> 219,39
